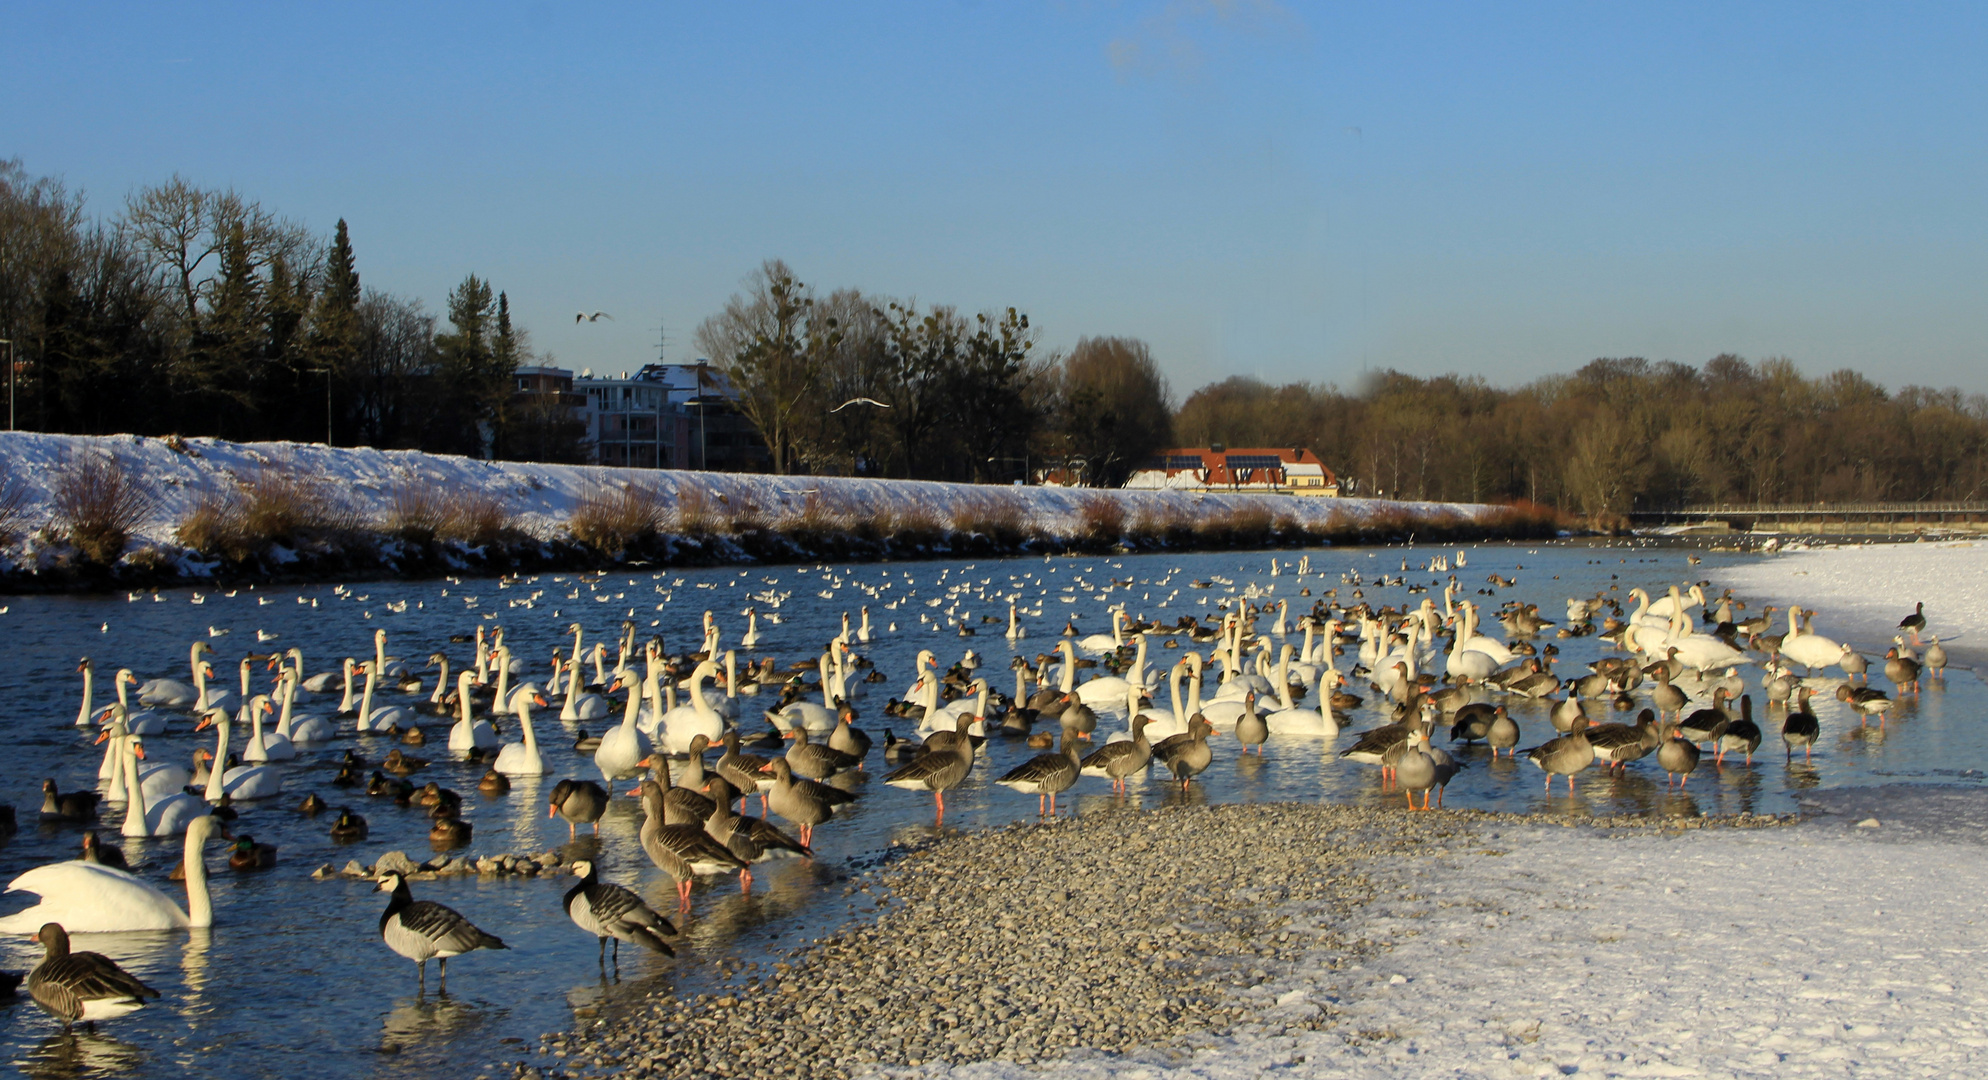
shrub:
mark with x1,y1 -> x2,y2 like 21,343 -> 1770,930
1478,499 -> 1575,538
1075,495 -> 1127,549
53,454 -> 149,564
951,493 -> 1033,547
175,490 -> 251,560
780,491 -> 850,546
240,467 -> 356,541
383,480 -> 447,544
571,482 -> 662,554
673,484 -> 721,537
724,495 -> 772,535
0,474 -> 30,546
888,505 -> 948,548
438,491 -> 517,546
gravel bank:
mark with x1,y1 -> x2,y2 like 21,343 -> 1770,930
522,803 -> 1794,1080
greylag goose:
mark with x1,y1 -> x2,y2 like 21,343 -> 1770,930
1153,717 -> 1214,790
996,724 -> 1082,815
549,779 -> 609,840
1521,716 -> 1593,794
1883,647 -> 1922,695
882,718 -> 976,824
27,923 -> 159,1030
1781,686 -> 1820,762
1718,694 -> 1762,765
1675,687 -> 1731,750
1448,703 -> 1496,744
1657,723 -> 1701,786
1394,728 -> 1438,810
1079,715 -> 1152,794
1650,668 -> 1687,718
635,754 -> 716,823
375,871 -> 506,990
1835,682 -> 1895,727
563,859 -> 675,961
1898,601 -> 1926,644
1337,717 -> 1412,780
1486,706 -> 1521,758
635,779 -> 749,908
1924,636 -> 1948,680
1586,709 -> 1658,773
756,759 -> 839,846
828,706 -> 873,762
1837,645 -> 1868,684
716,730 -> 770,812
701,778 -> 812,890
1233,692 -> 1268,755
785,726 -> 860,780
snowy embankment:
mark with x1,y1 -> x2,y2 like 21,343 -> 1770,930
0,432 -> 1518,585
1714,541 -> 1983,673
914,791 -> 1988,1080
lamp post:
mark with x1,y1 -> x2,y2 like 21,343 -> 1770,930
307,367 -> 334,445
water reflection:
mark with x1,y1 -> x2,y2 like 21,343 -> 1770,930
21,1030 -> 143,1080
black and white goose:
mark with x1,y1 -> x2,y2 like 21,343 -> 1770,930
27,922 -> 159,1030
563,859 -> 675,963
375,871 -> 507,990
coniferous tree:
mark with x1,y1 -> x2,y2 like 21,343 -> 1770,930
307,218 -> 361,444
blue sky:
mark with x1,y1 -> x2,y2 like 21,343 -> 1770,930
6,1 -> 1985,393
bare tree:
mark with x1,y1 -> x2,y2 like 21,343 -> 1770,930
695,259 -> 839,474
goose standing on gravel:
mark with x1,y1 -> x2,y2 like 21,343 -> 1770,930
0,816 -> 223,934
27,923 -> 160,1030
375,871 -> 506,991
563,859 -> 675,962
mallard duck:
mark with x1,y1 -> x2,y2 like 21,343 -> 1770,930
478,769 -> 511,796
228,836 -> 277,871
297,792 -> 329,816
329,808 -> 369,842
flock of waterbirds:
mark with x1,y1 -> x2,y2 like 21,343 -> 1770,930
2,549 -> 1953,1037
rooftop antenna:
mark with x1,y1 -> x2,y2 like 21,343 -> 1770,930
654,319 -> 670,365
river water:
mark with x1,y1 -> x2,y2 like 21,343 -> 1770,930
0,541 -> 1979,1078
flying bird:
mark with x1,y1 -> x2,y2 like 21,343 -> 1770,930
575,312 -> 613,323
830,398 -> 892,412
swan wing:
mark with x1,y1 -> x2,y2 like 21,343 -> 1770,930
1,862 -> 188,932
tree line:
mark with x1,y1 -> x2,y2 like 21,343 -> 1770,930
0,160 -> 572,459
8,161 -> 1986,513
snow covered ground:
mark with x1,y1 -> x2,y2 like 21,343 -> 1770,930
1714,541 -> 1983,673
0,432 -> 1485,551
905,790 -> 1988,1080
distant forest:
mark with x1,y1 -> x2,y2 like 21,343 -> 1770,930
5,160 -> 1986,517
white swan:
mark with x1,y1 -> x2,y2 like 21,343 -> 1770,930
110,669 -> 171,734
593,670 -> 650,783
767,654 -> 838,735
274,671 -> 335,742
1191,653 -> 1261,729
1076,610 -> 1125,655
493,687 -> 550,775
195,709 -> 284,799
446,671 -> 499,752
1446,609 -> 1501,683
354,657 -> 417,733
136,641 -> 208,709
0,815 -> 221,933
117,730 -> 208,837
289,646 -> 341,694
1454,602 -> 1516,665
559,624 -> 612,721
1006,602 -> 1026,640
1647,584 -> 1705,621
661,661 -> 728,754
1074,635 -> 1150,709
73,658 -> 98,727
1264,658 -> 1333,736
241,694 -> 297,762
1780,605 -> 1845,674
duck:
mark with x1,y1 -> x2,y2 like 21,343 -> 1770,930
329,808 -> 369,842
79,831 -> 129,871
374,871 -> 507,991
39,780 -> 100,823
563,859 -> 676,962
26,923 -> 161,1030
381,748 -> 427,776
296,792 -> 329,816
478,769 -> 511,796
228,835 -> 278,871
428,809 -> 473,848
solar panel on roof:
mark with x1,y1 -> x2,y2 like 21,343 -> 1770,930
1165,454 -> 1206,470
1226,454 -> 1283,470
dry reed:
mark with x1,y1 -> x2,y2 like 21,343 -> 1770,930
571,482 -> 663,554
53,454 -> 149,564
0,474 -> 30,546
1075,495 -> 1127,549
384,480 -> 447,544
437,491 -> 517,546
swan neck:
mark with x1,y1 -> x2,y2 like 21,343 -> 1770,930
77,666 -> 94,725
518,698 -> 539,751
184,825 -> 212,927
122,736 -> 152,836
205,718 -> 230,800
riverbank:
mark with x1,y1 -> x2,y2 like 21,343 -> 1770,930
533,803 -> 1797,1080
0,432 -> 1560,593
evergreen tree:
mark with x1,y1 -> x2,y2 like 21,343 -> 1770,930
429,274 -> 504,456
307,218 -> 361,444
